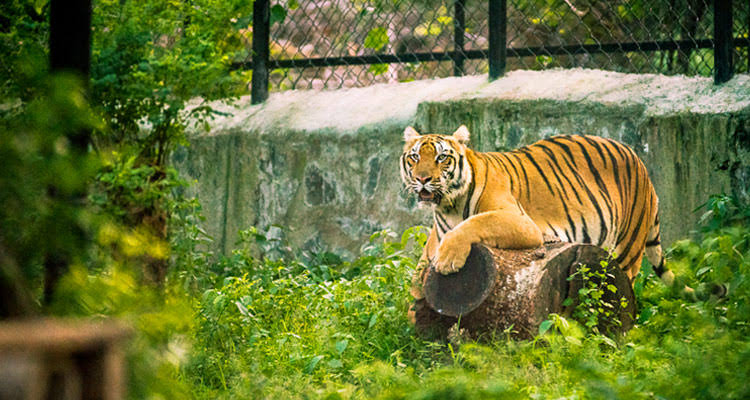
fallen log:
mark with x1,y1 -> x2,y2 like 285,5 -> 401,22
414,242 -> 636,340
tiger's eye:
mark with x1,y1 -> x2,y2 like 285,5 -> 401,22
437,154 -> 447,162
409,153 -> 420,162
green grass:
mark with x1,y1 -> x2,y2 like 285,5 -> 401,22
51,197 -> 750,399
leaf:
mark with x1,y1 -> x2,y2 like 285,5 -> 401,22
212,294 -> 226,310
364,27 -> 389,51
562,298 -> 574,307
305,355 -> 324,374
33,0 -> 46,15
327,359 -> 343,369
565,336 -> 582,346
335,339 -> 348,355
427,25 -> 442,36
368,313 -> 378,329
599,335 -> 618,348
270,5 -> 287,26
235,301 -> 249,316
538,319 -> 553,336
368,63 -> 389,76
233,15 -> 252,29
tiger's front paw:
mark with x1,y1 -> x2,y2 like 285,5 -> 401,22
410,262 -> 427,300
434,232 -> 471,275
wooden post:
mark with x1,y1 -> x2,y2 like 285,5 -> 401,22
714,0 -> 733,84
0,319 -> 131,400
252,0 -> 270,104
488,0 -> 506,80
415,243 -> 636,339
50,0 -> 92,82
45,0 -> 93,306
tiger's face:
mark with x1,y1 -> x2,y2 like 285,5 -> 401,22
399,125 -> 472,208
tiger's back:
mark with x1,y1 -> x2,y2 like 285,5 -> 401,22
479,135 -> 662,280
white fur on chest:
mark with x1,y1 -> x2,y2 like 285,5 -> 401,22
441,211 -> 464,230
433,207 -> 466,240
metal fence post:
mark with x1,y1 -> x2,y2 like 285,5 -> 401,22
453,0 -> 466,76
488,0 -> 506,80
714,0 -> 733,84
252,0 -> 270,104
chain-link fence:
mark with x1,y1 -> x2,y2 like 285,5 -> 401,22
235,0 -> 749,102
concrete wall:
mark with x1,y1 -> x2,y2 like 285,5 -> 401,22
172,69 -> 750,256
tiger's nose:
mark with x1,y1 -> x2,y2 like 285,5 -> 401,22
415,176 -> 432,184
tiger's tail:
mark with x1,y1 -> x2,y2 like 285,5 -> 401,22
645,214 -> 674,286
647,214 -> 730,299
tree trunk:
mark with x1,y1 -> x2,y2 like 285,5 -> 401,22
414,242 -> 636,340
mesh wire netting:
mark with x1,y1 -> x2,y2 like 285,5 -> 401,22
256,0 -> 749,91
734,0 -> 750,74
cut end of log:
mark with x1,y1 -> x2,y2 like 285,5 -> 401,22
423,244 -> 496,317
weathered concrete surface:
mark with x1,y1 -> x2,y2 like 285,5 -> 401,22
172,127 -> 416,257
173,69 -> 750,256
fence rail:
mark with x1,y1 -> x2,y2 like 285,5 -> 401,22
238,0 -> 750,104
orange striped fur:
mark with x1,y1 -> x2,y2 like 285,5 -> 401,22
400,126 -> 667,299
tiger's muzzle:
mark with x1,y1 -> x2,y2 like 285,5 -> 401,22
412,178 -> 443,205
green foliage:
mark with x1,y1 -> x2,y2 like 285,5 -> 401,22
368,63 -> 390,76
270,4 -> 288,26
697,193 -> 750,233
565,259 -> 628,334
43,193 -> 750,399
513,0 -> 717,75
0,70 -> 101,289
52,265 -> 195,399
90,154 -> 185,225
364,27 -> 389,51
83,0 -> 261,286
0,1 -> 49,99
185,227 -> 428,392
91,0 -> 252,165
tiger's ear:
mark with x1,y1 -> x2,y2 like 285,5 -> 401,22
453,125 -> 470,143
403,126 -> 421,142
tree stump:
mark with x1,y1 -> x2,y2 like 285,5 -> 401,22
415,242 -> 636,340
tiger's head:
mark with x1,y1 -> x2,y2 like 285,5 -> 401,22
399,125 -> 472,208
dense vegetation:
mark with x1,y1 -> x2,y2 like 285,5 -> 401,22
53,195 -> 750,399
2,1 -> 749,399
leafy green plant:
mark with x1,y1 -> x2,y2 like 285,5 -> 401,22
91,0 -> 252,162
564,259 -> 629,334
697,193 -> 750,233
91,154 -> 186,225
41,198 -> 750,400
182,226 -> 431,397
0,68 -> 102,312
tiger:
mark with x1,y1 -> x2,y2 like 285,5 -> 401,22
399,125 -> 673,300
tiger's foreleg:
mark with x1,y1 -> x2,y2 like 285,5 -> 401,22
434,208 -> 543,275
410,226 -> 439,300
